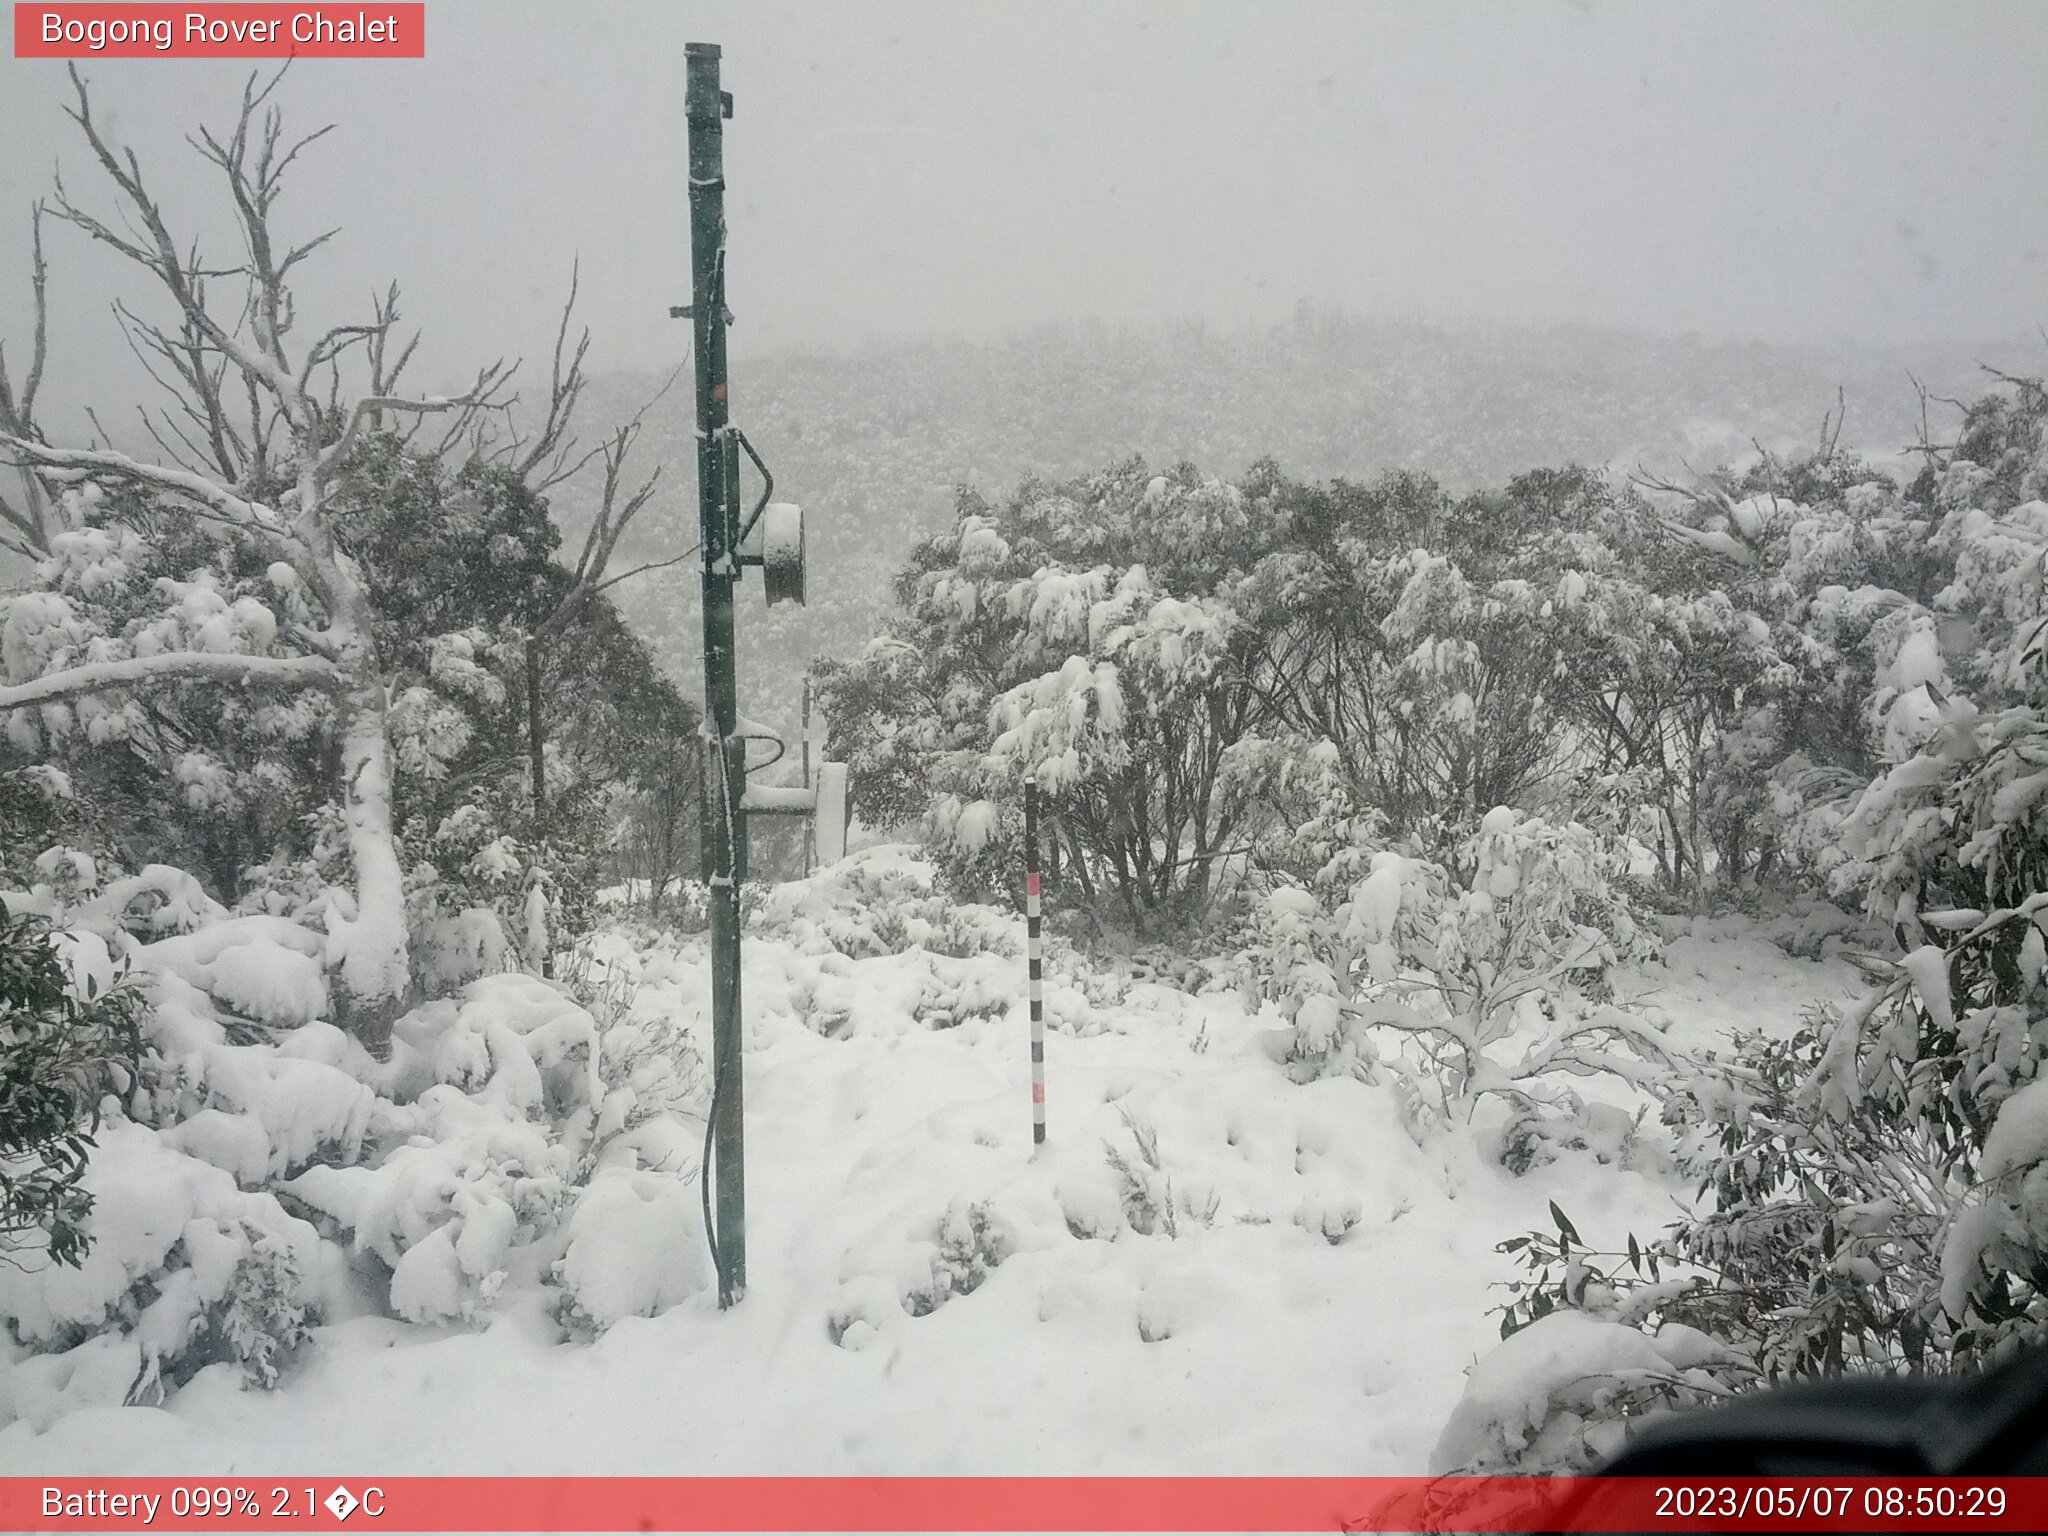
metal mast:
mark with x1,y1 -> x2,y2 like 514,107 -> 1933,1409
686,40 -> 745,1307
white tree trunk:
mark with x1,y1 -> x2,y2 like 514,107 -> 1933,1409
331,679 -> 411,1042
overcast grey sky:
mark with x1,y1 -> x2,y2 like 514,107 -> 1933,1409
2,0 -> 2044,417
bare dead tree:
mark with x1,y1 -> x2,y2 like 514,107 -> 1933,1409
507,260 -> 593,492
0,66 -> 514,1042
1818,384 -> 1846,462
0,205 -> 53,561
1903,370 -> 1965,470
498,279 -> 687,829
534,375 -> 690,647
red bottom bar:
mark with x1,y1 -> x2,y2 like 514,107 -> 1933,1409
2,1476 -> 2044,1532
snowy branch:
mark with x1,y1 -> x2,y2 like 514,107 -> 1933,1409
0,650 -> 344,711
0,435 -> 296,548
315,364 -> 514,477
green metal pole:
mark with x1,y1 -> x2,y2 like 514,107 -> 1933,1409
801,677 -> 814,879
686,40 -> 746,1306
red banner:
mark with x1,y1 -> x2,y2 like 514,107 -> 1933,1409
2,1476 -> 2046,1532
14,5 -> 424,58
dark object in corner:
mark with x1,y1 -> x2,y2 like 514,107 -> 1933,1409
1597,1346 -> 2048,1476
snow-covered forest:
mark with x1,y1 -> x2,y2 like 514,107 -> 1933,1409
5,12 -> 2048,1488
581,321 -> 2046,738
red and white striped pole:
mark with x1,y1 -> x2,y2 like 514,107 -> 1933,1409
1024,776 -> 1046,1147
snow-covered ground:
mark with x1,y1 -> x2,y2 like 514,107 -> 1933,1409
1622,914 -> 1866,1053
0,852 -> 1862,1478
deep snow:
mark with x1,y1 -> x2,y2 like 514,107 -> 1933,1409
0,855 -> 1862,1478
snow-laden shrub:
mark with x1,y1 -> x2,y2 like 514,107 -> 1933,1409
1480,1019 -> 1971,1408
1498,1102 -> 1646,1177
141,916 -> 332,1031
274,957 -> 708,1332
1248,805 -> 1682,1147
1793,903 -> 2048,1366
0,1121 -> 322,1422
746,846 -> 1017,962
558,934 -> 706,1179
0,889 -> 714,1425
815,464 -> 1268,927
915,956 -> 1013,1030
134,940 -> 378,1180
1463,897 -> 2048,1469
1104,1110 -> 1181,1239
0,766 -> 106,896
1537,387 -> 2048,1390
553,1167 -> 711,1334
0,885 -> 345,1419
406,805 -> 565,989
1431,1308 -> 1742,1473
1614,382 -> 2048,1370
747,848 -> 1165,1043
903,1198 -> 1010,1316
787,950 -> 1016,1039
283,973 -> 600,1324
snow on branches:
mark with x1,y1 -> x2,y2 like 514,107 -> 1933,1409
1246,804 -> 1680,1149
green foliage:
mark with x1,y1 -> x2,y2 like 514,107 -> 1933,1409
0,897 -> 143,1266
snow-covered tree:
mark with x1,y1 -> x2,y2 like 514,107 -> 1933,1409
818,460 -> 1270,925
0,71 -> 527,1042
1450,374 -> 2048,1462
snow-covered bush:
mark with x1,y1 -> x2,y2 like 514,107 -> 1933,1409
1441,372 -> 2048,1466
0,765 -> 106,896
747,846 -> 1018,963
0,867 -> 718,1429
1431,1308 -> 1742,1473
821,449 -> 1817,945
815,464 -> 1270,928
903,1198 -> 1010,1316
0,1120 -> 324,1420
274,962 -> 707,1335
283,975 -> 594,1319
553,1167 -> 711,1335
1790,905 -> 2048,1367
1104,1110 -> 1181,1239
4,430 -> 700,1047
1463,902 -> 2048,1465
558,935 -> 706,1179
1248,805 -> 1679,1147
406,807 -> 553,989
1574,376 -> 2048,1381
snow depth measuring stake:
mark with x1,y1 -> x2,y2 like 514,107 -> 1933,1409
681,41 -> 825,1308
1024,777 -> 1047,1146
